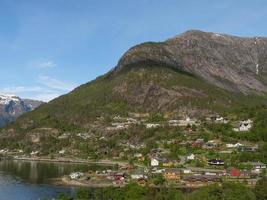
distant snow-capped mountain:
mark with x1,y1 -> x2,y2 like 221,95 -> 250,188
0,94 -> 43,127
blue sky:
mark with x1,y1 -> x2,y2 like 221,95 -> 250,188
0,0 -> 267,101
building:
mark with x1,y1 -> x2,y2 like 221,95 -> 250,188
183,175 -> 221,187
186,154 -> 195,161
163,168 -> 180,181
228,168 -> 240,178
30,151 -> 39,156
215,116 -> 228,124
146,123 -> 161,129
226,143 -> 243,148
249,162 -> 266,174
131,170 -> 145,180
238,146 -> 258,152
178,116 -> 196,126
59,150 -> 65,155
151,158 -> 159,166
69,172 -> 84,180
207,159 -> 224,166
233,119 -> 253,132
168,120 -> 179,127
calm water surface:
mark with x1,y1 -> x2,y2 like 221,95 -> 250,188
0,159 -> 112,200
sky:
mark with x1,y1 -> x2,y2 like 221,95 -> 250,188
0,0 -> 267,102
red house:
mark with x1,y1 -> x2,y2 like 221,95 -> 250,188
229,168 -> 240,177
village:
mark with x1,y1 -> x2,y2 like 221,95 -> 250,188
64,114 -> 266,188
0,113 -> 266,189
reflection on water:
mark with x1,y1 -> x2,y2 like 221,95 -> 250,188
0,159 -> 112,200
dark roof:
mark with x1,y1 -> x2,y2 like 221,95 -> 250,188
184,175 -> 220,182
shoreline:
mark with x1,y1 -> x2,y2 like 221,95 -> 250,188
60,176 -> 123,188
6,156 -> 128,167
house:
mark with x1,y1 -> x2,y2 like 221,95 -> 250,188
215,116 -> 228,124
207,159 -> 224,166
146,123 -> 161,129
0,149 -> 8,154
58,133 -> 70,139
186,154 -> 195,161
233,119 -> 253,132
77,132 -> 91,140
249,162 -> 266,174
163,168 -> 180,181
151,158 -> 159,167
226,142 -> 243,148
227,168 -> 240,178
203,142 -> 215,149
151,168 -> 165,174
203,140 -> 221,149
183,175 -> 221,187
227,167 -> 251,179
59,150 -> 65,155
108,172 -> 126,181
183,169 -> 192,174
70,172 -> 84,180
238,146 -> 258,152
178,116 -> 196,126
131,170 -> 146,180
30,151 -> 39,156
168,120 -> 179,127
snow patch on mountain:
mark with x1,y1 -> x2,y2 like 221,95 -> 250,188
0,94 -> 20,105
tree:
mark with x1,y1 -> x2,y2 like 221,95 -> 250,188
222,182 -> 256,200
124,183 -> 147,200
76,188 -> 89,200
254,178 -> 267,200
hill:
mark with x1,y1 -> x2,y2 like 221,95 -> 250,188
1,30 -> 267,153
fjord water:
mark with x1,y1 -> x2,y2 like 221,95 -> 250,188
0,160 -> 103,200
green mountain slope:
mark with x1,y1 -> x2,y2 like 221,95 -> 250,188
2,62 -> 266,135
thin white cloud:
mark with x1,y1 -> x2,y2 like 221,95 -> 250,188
30,60 -> 57,69
0,86 -> 44,94
30,92 -> 62,102
0,76 -> 77,102
37,61 -> 57,68
38,75 -> 77,91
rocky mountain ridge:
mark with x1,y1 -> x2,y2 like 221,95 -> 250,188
112,30 -> 267,95
0,94 -> 43,127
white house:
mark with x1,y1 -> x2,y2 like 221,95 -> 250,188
186,154 -> 195,161
234,119 -> 253,132
59,150 -> 66,154
250,162 -> 266,174
151,158 -> 159,166
226,143 -> 243,148
30,151 -> 39,156
178,116 -> 196,126
146,123 -> 160,129
215,117 -> 228,124
70,172 -> 84,180
168,120 -> 179,127
183,169 -> 192,174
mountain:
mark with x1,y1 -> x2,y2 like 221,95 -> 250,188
0,94 -> 43,127
113,30 -> 267,95
1,30 -> 267,145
